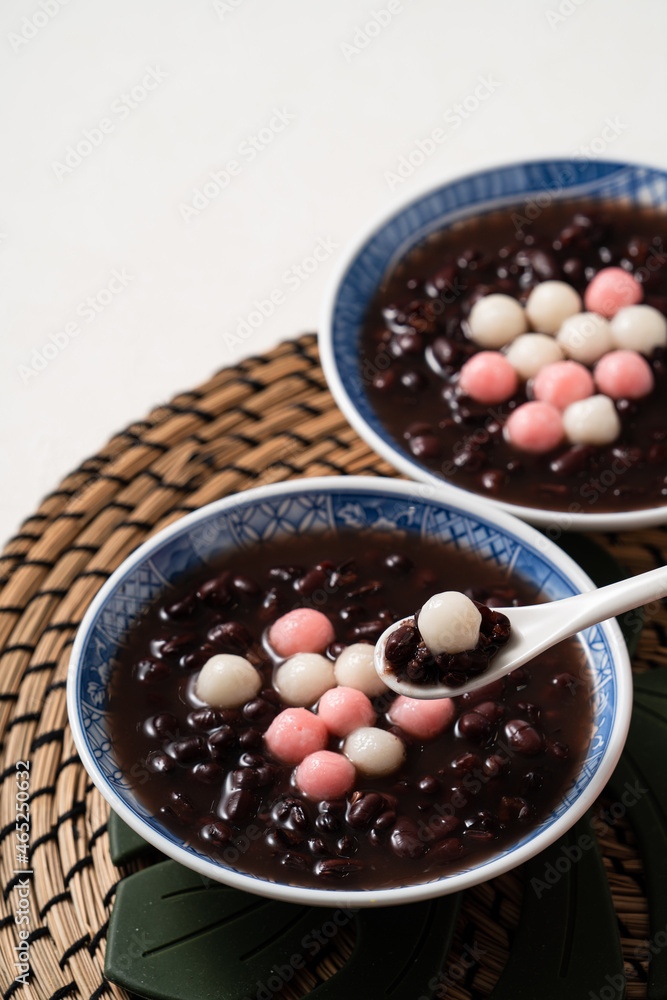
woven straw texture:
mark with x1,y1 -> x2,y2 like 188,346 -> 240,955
1,334 -> 666,1000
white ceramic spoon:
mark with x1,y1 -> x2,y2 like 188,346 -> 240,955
375,565 -> 667,699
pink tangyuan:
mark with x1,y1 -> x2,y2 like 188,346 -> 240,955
387,695 -> 456,740
532,360 -> 595,411
584,267 -> 643,319
594,349 -> 655,400
459,351 -> 519,405
317,686 -> 376,737
264,708 -> 328,765
504,401 -> 565,454
294,750 -> 356,800
268,608 -> 335,658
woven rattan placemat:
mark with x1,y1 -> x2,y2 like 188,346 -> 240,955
1,333 -> 666,1000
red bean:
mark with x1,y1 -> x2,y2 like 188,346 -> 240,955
473,701 -> 504,724
499,796 -> 533,825
390,819 -> 425,859
294,568 -> 327,596
167,791 -> 197,822
418,775 -> 440,795
451,753 -> 482,774
161,594 -> 197,620
336,835 -> 358,857
373,810 -> 397,832
242,698 -> 276,728
188,708 -> 224,731
151,713 -> 179,739
268,565 -> 304,582
458,712 -> 491,741
147,752 -> 175,774
191,762 -> 223,784
384,623 -> 419,666
315,858 -> 364,879
505,719 -> 543,756
159,633 -> 199,658
279,852 -> 310,871
428,815 -> 461,840
222,788 -> 259,823
372,371 -> 396,392
197,574 -> 233,608
429,837 -> 464,863
232,575 -> 262,600
136,658 -> 169,685
347,792 -> 384,829
384,553 -> 413,574
200,820 -> 232,845
410,435 -> 441,459
238,729 -> 263,749
207,727 -> 236,759
170,736 -> 207,764
207,621 -> 253,652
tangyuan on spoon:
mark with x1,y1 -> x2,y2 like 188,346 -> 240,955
375,566 -> 667,699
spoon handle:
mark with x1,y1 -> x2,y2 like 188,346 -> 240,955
512,564 -> 667,650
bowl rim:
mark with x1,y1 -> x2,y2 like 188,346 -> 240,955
67,475 -> 633,908
318,156 -> 667,532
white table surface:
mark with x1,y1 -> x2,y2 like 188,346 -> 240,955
2,0 -> 666,545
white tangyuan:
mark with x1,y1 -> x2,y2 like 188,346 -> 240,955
505,333 -> 564,380
334,643 -> 387,697
556,313 -> 614,365
274,652 -> 335,707
467,294 -> 527,348
525,281 -> 582,335
343,727 -> 406,777
562,394 -> 621,446
195,654 -> 262,709
610,305 -> 667,355
418,591 -> 481,655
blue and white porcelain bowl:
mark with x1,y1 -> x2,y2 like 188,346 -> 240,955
67,477 -> 632,907
320,158 -> 667,532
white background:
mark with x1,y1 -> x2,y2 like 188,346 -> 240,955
2,0 -> 666,544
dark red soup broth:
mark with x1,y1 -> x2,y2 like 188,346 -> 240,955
108,531 -> 593,891
360,199 -> 667,514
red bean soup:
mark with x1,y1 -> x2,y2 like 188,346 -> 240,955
108,530 -> 592,891
360,200 -> 667,515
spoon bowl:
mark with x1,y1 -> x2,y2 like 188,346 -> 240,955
376,564 -> 667,699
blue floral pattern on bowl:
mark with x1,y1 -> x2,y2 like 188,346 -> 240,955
68,478 -> 629,903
